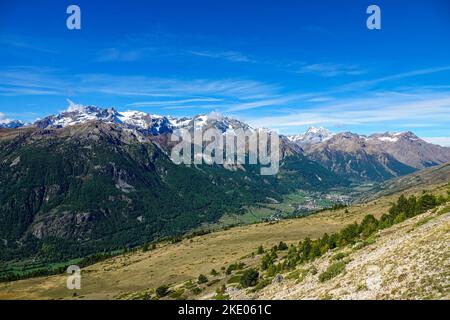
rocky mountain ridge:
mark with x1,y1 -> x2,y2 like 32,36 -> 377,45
4,101 -> 450,183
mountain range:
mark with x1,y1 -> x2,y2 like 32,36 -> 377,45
0,103 -> 340,262
0,120 -> 24,129
1,102 -> 450,262
289,128 -> 450,183
3,101 -> 450,182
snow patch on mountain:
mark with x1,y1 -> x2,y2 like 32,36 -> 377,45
117,110 -> 174,135
368,131 -> 420,143
30,102 -> 253,137
0,112 -> 25,129
288,127 -> 335,145
0,119 -> 25,129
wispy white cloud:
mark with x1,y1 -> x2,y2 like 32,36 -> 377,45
0,67 -> 67,96
0,67 -> 280,101
297,63 -> 366,77
0,112 -> 9,123
247,93 -> 450,130
225,95 -> 310,112
339,65 -> 450,90
423,137 -> 450,147
307,97 -> 334,103
95,47 -> 158,62
0,35 -> 58,54
2,64 -> 450,139
188,50 -> 255,63
72,73 -> 279,100
0,86 -> 60,96
126,98 -> 223,107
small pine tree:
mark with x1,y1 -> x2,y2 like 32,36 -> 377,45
156,285 -> 169,298
240,269 -> 259,288
277,241 -> 288,251
339,223 -> 360,245
267,264 -> 276,277
217,284 -> 226,294
257,245 -> 264,255
418,193 -> 437,212
210,269 -> 219,276
393,212 -> 406,224
300,237 -> 312,259
309,242 -> 321,259
197,274 -> 208,284
360,214 -> 379,238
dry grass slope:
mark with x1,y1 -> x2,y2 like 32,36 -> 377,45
0,183 -> 448,300
252,205 -> 450,300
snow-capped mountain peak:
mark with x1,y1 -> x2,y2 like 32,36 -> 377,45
0,112 -> 25,129
0,119 -> 25,129
25,101 -> 259,137
305,126 -> 330,135
288,126 -> 334,145
35,101 -> 121,129
33,100 -> 182,136
178,112 -> 252,135
118,110 -> 155,129
118,111 -> 174,135
368,131 -> 420,143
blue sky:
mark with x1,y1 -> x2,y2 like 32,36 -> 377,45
0,0 -> 450,144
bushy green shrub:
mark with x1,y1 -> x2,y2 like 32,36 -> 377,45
155,285 -> 170,297
319,261 -> 347,282
239,269 -> 259,288
197,274 -> 208,284
190,286 -> 202,295
210,269 -> 219,276
277,241 -> 288,251
253,277 -> 272,291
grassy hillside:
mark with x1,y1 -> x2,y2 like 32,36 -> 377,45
252,203 -> 450,300
0,180 -> 448,300
364,162 -> 450,200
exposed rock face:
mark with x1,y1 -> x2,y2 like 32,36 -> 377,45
366,131 -> 450,169
302,132 -> 417,182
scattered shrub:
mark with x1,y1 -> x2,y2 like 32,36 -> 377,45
257,245 -> 264,255
197,274 -> 208,284
226,262 -> 245,275
253,277 -> 271,291
239,269 -> 259,288
214,293 -> 230,300
210,269 -> 219,276
155,285 -> 170,298
227,275 -> 241,284
168,289 -> 185,300
190,286 -> 202,295
319,261 -> 347,282
277,241 -> 288,251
